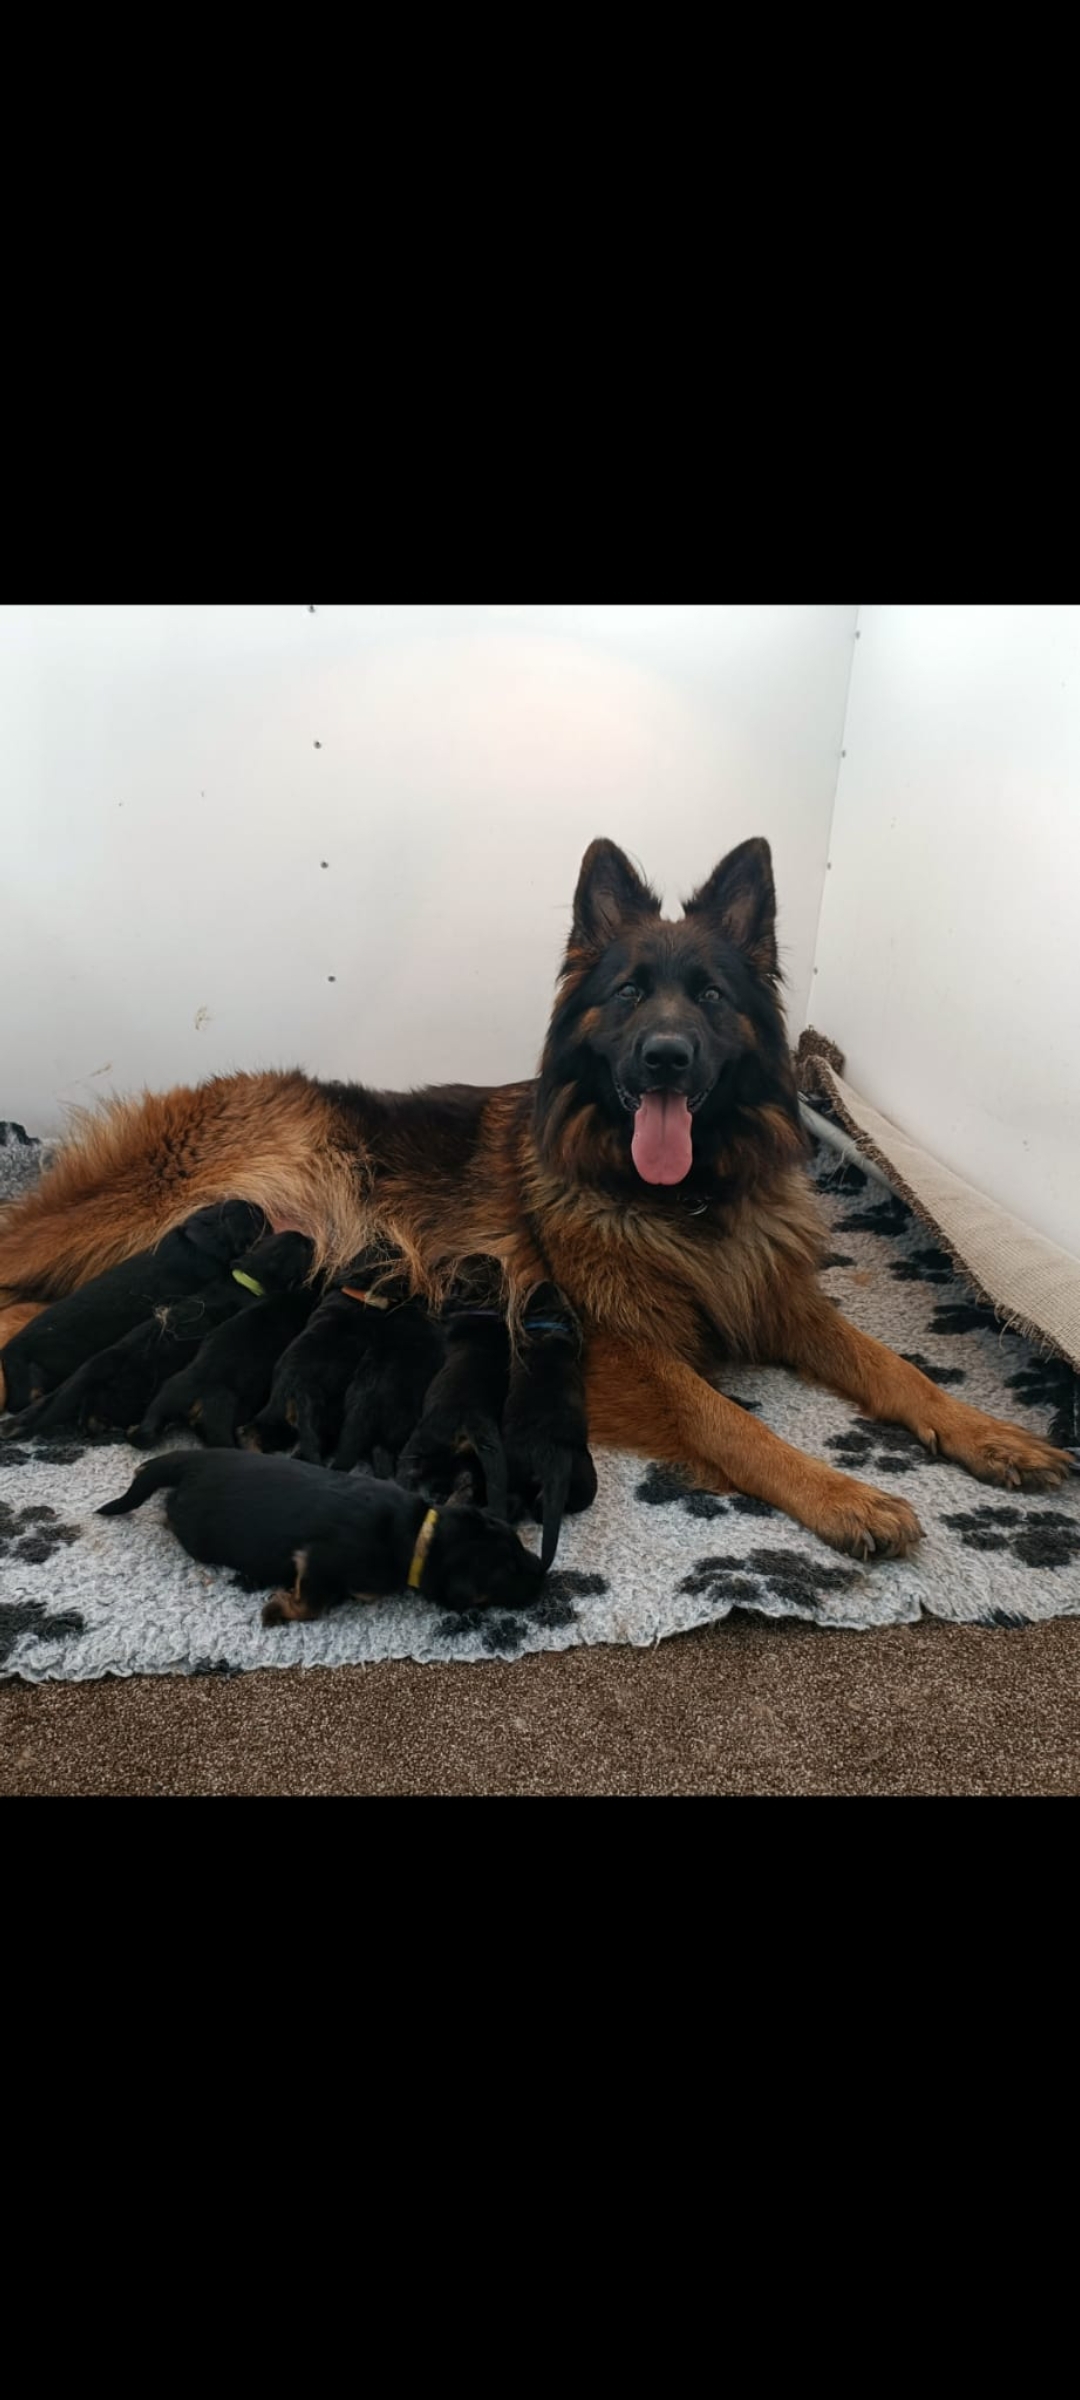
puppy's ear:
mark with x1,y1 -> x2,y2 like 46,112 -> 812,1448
683,837 -> 778,979
569,840 -> 661,960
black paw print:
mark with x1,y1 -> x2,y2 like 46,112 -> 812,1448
827,1418 -> 928,1476
433,1567 -> 607,1649
900,1351 -> 967,1388
432,1609 -> 529,1657
529,1568 -> 605,1628
678,1546 -> 860,1617
0,1599 -> 86,1670
0,1440 -> 86,1468
810,1152 -> 867,1194
0,1497 -> 82,1564
889,1246 -> 956,1286
479,1613 -> 530,1655
635,1463 -> 774,1519
635,1462 -> 727,1519
931,1301 -> 1010,1338
820,1251 -> 855,1270
834,1195 -> 911,1237
1003,1358 -> 1079,1450
940,1504 -> 1080,1570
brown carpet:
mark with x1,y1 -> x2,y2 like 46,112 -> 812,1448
3,1615 -> 1079,1795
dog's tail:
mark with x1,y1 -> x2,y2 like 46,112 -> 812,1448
98,1453 -> 191,1516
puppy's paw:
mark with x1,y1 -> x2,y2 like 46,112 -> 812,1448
262,1588 -> 310,1626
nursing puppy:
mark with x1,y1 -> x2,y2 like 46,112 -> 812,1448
332,1288 -> 447,1476
137,1234 -> 316,1447
397,1305 -> 511,1518
503,1285 -> 597,1568
246,1253 -> 404,1462
98,1449 -> 545,1624
3,1229 -> 310,1442
0,1200 -> 263,1415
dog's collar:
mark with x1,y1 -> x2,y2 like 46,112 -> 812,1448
232,1269 -> 265,1297
407,1506 -> 439,1592
340,1284 -> 391,1310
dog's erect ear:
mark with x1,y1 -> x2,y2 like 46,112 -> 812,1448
683,837 -> 778,978
570,840 -> 661,956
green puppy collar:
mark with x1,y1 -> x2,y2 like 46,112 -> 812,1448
231,1268 -> 265,1297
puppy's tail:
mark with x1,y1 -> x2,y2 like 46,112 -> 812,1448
98,1453 -> 191,1516
539,1449 -> 574,1572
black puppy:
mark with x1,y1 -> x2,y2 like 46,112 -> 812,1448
332,1287 -> 446,1476
503,1285 -> 598,1568
3,1231 -> 314,1442
0,1200 -> 264,1415
397,1304 -> 511,1518
136,1235 -> 317,1446
99,1449 -> 545,1625
246,1252 -> 406,1462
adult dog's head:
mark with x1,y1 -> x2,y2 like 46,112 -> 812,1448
536,837 -> 803,1195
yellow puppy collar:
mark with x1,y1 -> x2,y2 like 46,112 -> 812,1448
407,1507 -> 439,1592
231,1269 -> 265,1296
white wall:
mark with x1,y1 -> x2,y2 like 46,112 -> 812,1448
813,605 -> 1080,1259
2,604 -> 855,1131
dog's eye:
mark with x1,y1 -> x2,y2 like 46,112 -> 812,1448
615,983 -> 641,1004
699,986 -> 722,1004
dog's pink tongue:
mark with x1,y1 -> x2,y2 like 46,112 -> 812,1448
631,1092 -> 694,1185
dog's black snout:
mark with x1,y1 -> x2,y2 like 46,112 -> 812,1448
640,1033 -> 694,1081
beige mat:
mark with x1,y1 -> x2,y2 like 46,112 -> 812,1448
797,1033 -> 1080,1377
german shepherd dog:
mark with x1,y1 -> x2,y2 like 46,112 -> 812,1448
3,1229 -> 313,1443
503,1286 -> 597,1569
1,838 -> 1070,1554
396,1303 -> 513,1520
0,1199 -> 264,1414
331,1285 -> 446,1478
135,1234 -> 317,1448
99,1450 -> 544,1624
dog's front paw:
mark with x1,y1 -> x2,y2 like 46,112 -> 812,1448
807,1474 -> 923,1560
934,1408 -> 1075,1492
